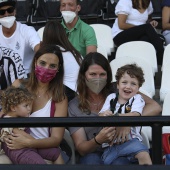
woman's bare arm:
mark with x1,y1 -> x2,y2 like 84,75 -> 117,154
139,92 -> 162,116
162,7 -> 170,30
117,14 -> 135,30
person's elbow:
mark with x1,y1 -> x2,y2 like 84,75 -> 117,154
86,45 -> 97,55
156,104 -> 162,116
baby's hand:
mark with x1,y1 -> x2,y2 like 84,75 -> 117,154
99,110 -> 113,116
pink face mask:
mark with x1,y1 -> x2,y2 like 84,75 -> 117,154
35,66 -> 58,83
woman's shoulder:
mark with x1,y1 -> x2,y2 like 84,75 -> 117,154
68,96 -> 79,107
115,0 -> 132,14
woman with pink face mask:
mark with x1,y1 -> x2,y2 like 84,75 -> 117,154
2,44 -> 68,164
68,52 -> 161,165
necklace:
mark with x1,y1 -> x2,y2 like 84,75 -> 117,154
89,99 -> 104,112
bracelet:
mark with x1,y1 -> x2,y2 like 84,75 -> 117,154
94,136 -> 102,145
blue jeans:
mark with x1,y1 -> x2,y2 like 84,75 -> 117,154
79,151 -> 134,165
102,138 -> 148,165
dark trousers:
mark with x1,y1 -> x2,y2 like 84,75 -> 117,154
113,24 -> 164,65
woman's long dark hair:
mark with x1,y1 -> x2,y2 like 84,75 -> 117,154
77,52 -> 112,112
42,20 -> 82,65
132,0 -> 150,9
25,44 -> 65,102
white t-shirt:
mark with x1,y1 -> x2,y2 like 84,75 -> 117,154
61,47 -> 80,91
0,46 -> 25,90
99,93 -> 145,143
0,22 -> 40,74
111,0 -> 153,38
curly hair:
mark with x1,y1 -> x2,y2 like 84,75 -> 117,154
0,86 -> 34,114
115,63 -> 145,87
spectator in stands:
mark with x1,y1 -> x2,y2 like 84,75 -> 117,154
0,0 -> 40,78
112,0 -> 164,65
68,52 -> 161,165
2,44 -> 68,164
162,0 -> 170,45
0,46 -> 25,90
60,0 -> 97,57
0,86 -> 64,164
99,64 -> 152,165
41,20 -> 83,101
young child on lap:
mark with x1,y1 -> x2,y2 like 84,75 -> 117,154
99,64 -> 152,165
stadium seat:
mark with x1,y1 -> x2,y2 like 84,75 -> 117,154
160,60 -> 170,102
30,0 -> 61,24
90,24 -> 114,56
78,0 -> 104,20
162,44 -> 170,71
115,41 -> 158,76
102,0 -> 117,21
162,92 -> 170,134
37,26 -> 44,41
110,56 -> 155,98
97,45 -> 108,59
15,0 -> 32,23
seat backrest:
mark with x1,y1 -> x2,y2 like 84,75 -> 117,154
110,56 -> 155,98
162,92 -> 170,133
30,0 -> 61,24
79,0 -> 104,19
37,26 -> 45,41
16,0 -> 32,23
162,44 -> 170,71
97,45 -> 108,59
63,129 -> 75,164
115,41 -> 158,76
90,24 -> 114,56
151,0 -> 162,19
160,61 -> 170,101
102,0 -> 118,20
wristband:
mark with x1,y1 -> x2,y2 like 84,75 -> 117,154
94,136 -> 102,145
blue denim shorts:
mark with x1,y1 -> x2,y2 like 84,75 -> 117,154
102,138 -> 149,165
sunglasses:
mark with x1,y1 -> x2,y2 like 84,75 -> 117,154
0,7 -> 15,16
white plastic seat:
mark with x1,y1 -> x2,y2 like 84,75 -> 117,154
97,45 -> 108,59
162,92 -> 170,134
141,130 -> 150,149
110,56 -> 155,98
90,24 -> 114,55
162,44 -> 170,71
115,41 -> 158,76
160,60 -> 170,102
37,26 -> 45,41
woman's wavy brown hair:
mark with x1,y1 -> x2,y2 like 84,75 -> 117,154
42,20 -> 82,65
77,52 -> 112,113
132,0 -> 150,9
24,44 -> 65,103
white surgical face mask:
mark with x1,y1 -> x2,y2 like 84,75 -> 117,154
0,16 -> 16,29
61,11 -> 76,24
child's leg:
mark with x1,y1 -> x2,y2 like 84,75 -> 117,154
2,142 -> 46,164
135,151 -> 152,165
53,153 -> 64,164
38,148 -> 64,164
